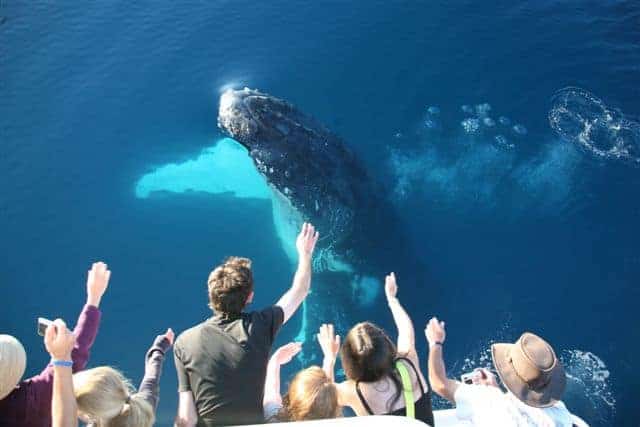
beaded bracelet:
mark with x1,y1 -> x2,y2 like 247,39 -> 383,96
52,360 -> 73,368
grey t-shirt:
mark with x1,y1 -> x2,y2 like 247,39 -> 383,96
174,306 -> 284,426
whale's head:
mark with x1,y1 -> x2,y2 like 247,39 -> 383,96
218,87 -> 305,151
217,87 -> 342,191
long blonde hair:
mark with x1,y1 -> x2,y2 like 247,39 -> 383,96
281,366 -> 341,421
0,335 -> 26,400
73,367 -> 154,427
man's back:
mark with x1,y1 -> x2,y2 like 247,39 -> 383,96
174,306 -> 284,426
454,384 -> 576,427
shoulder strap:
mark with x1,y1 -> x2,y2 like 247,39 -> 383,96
355,381 -> 375,415
396,356 -> 426,396
395,361 -> 415,419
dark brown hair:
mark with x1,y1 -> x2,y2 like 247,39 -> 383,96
207,257 -> 254,317
340,322 -> 402,411
279,366 -> 341,421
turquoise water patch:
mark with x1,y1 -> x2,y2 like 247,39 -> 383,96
135,138 -> 271,200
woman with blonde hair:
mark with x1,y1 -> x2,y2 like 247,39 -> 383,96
0,261 -> 110,427
262,324 -> 342,422
73,328 -> 174,427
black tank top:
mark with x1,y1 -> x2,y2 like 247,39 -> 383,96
355,357 -> 435,427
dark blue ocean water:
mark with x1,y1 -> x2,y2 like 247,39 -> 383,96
1,1 -> 639,426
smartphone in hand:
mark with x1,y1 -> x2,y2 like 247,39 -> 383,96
37,317 -> 53,336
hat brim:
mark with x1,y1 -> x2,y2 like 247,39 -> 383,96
491,343 -> 566,408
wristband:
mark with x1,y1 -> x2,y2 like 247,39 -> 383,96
430,341 -> 443,347
52,360 -> 73,368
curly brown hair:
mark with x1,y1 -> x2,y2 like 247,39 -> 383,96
208,257 -> 254,317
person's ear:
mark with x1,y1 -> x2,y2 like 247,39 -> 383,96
245,291 -> 254,305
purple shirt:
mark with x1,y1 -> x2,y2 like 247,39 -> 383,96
0,304 -> 101,427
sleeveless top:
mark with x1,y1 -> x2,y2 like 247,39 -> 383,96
355,357 -> 435,427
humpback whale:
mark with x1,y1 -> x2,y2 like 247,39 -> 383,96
218,88 -> 415,287
218,88 -> 406,275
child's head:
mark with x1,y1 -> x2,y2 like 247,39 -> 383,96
73,366 -> 154,427
340,322 -> 396,382
208,257 -> 254,317
283,366 -> 340,421
0,335 -> 26,400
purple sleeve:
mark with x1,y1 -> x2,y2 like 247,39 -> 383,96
0,304 -> 101,424
136,336 -> 171,411
71,304 -> 102,372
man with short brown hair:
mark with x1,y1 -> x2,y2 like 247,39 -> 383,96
174,223 -> 319,427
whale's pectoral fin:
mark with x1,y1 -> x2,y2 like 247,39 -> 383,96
135,138 -> 271,200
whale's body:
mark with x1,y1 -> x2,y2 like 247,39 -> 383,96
218,88 -> 405,280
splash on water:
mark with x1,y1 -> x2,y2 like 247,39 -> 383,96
549,87 -> 640,164
561,350 -> 616,425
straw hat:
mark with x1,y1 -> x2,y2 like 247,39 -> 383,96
0,335 -> 27,400
491,332 -> 566,408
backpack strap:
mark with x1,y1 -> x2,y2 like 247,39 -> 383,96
395,360 -> 415,419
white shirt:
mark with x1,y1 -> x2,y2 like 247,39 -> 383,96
453,383 -> 576,426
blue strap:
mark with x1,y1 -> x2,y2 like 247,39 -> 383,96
52,360 -> 73,367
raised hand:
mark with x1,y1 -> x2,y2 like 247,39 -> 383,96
472,368 -> 499,388
164,328 -> 175,345
271,342 -> 302,365
44,319 -> 76,361
295,222 -> 319,262
385,272 -> 398,301
152,328 -> 175,353
425,316 -> 446,347
86,261 -> 111,308
317,323 -> 340,360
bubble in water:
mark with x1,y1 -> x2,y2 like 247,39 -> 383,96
475,103 -> 492,116
483,117 -> 496,127
549,87 -> 640,164
424,119 -> 438,129
427,106 -> 440,115
495,134 -> 514,149
513,124 -> 528,135
461,104 -> 474,114
461,118 -> 481,133
499,116 -> 511,126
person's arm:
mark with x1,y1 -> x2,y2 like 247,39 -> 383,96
174,344 -> 198,427
425,317 -> 459,402
276,223 -> 319,323
175,391 -> 198,427
71,262 -> 111,372
45,319 -> 79,427
137,329 -> 174,411
263,342 -> 302,418
316,324 -> 340,382
385,273 -> 417,359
